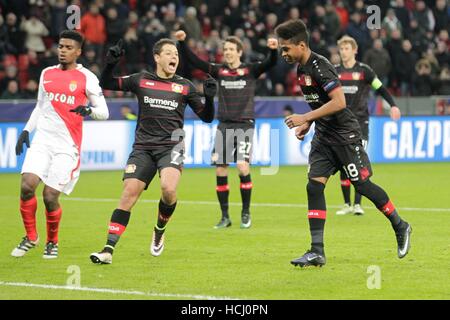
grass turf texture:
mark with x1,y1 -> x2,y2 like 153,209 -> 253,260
0,163 -> 449,300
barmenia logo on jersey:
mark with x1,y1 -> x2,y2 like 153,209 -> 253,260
144,96 -> 179,110
45,92 -> 75,105
304,93 -> 320,103
220,80 -> 246,89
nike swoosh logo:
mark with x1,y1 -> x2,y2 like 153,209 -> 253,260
43,80 -> 52,84
307,255 -> 318,261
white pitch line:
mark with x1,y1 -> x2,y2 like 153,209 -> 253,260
0,281 -> 240,300
0,195 -> 449,212
62,197 -> 450,212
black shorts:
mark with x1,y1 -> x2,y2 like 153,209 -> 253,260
211,121 -> 254,165
123,144 -> 184,189
359,120 -> 369,142
308,139 -> 373,183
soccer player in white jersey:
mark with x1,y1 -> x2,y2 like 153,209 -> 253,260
11,30 -> 109,259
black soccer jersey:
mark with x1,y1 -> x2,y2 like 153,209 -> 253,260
335,62 -> 377,124
119,71 -> 208,149
208,61 -> 273,121
178,41 -> 277,122
297,51 -> 361,145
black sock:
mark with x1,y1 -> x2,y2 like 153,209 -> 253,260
354,190 -> 362,205
309,219 -> 326,255
340,176 -> 351,205
307,180 -> 326,255
239,174 -> 252,214
354,180 -> 404,229
105,208 -> 131,254
216,176 -> 229,219
156,199 -> 177,230
378,201 -> 403,230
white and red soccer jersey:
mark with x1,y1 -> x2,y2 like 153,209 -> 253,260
21,64 -> 108,194
25,64 -> 109,151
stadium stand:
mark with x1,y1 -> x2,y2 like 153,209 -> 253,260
0,0 -> 448,99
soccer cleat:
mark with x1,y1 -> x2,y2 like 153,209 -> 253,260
336,204 -> 354,215
43,242 -> 58,259
353,204 -> 365,215
150,228 -> 165,257
291,250 -> 326,268
11,236 -> 39,257
396,223 -> 412,259
90,251 -> 113,264
214,217 -> 232,229
240,212 -> 251,229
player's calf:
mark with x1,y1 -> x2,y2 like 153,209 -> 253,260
353,179 -> 412,258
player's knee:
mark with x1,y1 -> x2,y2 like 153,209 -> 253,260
20,180 -> 36,200
352,179 -> 376,197
161,185 -> 177,203
42,189 -> 60,212
121,186 -> 141,203
237,162 -> 250,176
216,165 -> 228,176
306,179 -> 325,197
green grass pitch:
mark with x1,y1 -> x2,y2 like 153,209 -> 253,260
0,163 -> 449,300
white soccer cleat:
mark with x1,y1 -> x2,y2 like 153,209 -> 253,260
90,251 -> 113,264
43,242 -> 58,259
11,236 -> 39,257
150,228 -> 165,257
336,204 -> 354,215
353,204 -> 365,215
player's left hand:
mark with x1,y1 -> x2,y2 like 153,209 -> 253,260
70,105 -> 92,117
390,106 -> 401,121
267,38 -> 278,50
106,39 -> 124,65
285,113 -> 307,129
203,74 -> 218,97
15,130 -> 30,156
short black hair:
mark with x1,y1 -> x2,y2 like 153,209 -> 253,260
275,19 -> 310,46
59,30 -> 84,47
153,38 -> 177,55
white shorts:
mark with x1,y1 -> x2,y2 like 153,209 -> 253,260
21,143 -> 80,195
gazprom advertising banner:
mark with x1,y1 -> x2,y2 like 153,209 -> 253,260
1,116 -> 449,173
367,116 -> 450,163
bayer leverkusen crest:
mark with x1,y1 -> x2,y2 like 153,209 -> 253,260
237,68 -> 245,76
305,75 -> 312,86
69,80 -> 77,92
171,83 -> 183,93
352,72 -> 361,80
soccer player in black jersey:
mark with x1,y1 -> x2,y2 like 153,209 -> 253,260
335,35 -> 401,216
275,20 -> 412,268
175,30 -> 278,229
90,39 -> 217,264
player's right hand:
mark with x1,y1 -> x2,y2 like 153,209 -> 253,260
203,74 -> 218,97
106,39 -> 124,65
16,130 -> 30,156
174,30 -> 186,41
295,122 -> 311,141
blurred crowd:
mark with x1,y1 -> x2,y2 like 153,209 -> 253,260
0,0 -> 449,100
